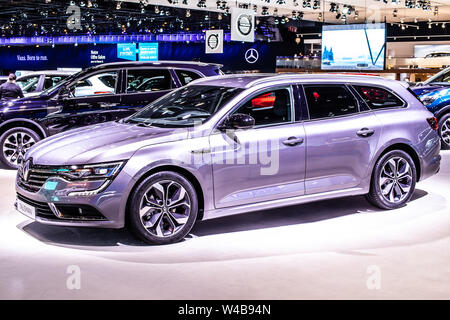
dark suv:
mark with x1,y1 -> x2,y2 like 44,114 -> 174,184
0,61 -> 222,169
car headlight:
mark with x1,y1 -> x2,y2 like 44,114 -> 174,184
51,162 -> 125,181
43,162 -> 125,197
420,90 -> 445,106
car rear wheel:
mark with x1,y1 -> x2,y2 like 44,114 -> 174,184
0,127 -> 40,170
438,114 -> 450,150
128,171 -> 199,245
366,150 -> 417,210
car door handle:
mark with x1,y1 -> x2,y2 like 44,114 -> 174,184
283,137 -> 304,146
100,103 -> 117,108
357,128 -> 375,138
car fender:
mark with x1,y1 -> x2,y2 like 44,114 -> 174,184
367,138 -> 421,183
435,104 -> 450,119
0,118 -> 48,138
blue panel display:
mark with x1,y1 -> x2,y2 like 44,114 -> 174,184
138,43 -> 158,61
117,43 -> 137,61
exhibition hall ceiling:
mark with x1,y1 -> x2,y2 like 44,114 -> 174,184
0,0 -> 448,38
124,0 -> 450,23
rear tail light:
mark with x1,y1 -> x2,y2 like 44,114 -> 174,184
427,117 -> 439,131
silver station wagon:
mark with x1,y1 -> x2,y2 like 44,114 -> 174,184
15,74 -> 441,244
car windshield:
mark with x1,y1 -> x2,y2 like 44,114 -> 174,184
126,85 -> 242,127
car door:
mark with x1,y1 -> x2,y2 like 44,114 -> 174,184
301,84 -> 382,195
42,70 -> 122,135
119,68 -> 176,112
210,86 -> 306,208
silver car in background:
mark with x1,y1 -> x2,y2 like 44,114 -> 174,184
15,74 -> 441,244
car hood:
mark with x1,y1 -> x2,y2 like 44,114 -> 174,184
0,94 -> 48,112
27,121 -> 190,165
412,85 -> 446,96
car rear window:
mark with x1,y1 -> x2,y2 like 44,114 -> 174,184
353,85 -> 404,110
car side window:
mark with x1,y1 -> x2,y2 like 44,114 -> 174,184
17,76 -> 40,93
304,85 -> 358,120
43,75 -> 68,90
70,71 -> 118,97
231,88 -> 292,126
127,69 -> 172,93
442,73 -> 450,83
175,70 -> 202,86
353,85 -> 404,110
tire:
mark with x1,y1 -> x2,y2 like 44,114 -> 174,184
128,171 -> 199,245
0,127 -> 41,170
438,114 -> 450,150
366,150 -> 417,210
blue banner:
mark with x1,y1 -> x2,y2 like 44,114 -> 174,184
138,43 -> 158,61
117,43 -> 137,61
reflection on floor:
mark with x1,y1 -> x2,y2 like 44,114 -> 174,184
1,151 -> 449,299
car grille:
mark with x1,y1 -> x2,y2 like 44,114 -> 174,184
17,165 -> 54,193
16,193 -> 55,219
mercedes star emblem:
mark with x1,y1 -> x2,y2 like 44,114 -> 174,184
245,48 -> 259,64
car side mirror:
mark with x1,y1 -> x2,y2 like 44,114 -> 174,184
219,113 -> 255,131
58,87 -> 70,100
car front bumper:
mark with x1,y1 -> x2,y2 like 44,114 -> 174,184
15,169 -> 134,229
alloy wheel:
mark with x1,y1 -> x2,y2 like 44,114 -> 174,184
139,180 -> 191,238
441,119 -> 450,147
2,131 -> 36,167
379,156 -> 413,204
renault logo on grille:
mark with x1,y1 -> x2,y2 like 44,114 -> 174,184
23,159 -> 32,182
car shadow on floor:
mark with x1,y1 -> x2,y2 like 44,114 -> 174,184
19,189 -> 428,248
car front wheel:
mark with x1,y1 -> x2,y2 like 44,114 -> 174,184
0,127 -> 40,170
129,171 -> 199,245
366,150 -> 417,210
438,114 -> 450,150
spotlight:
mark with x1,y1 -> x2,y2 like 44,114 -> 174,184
313,0 -> 320,10
261,7 -> 269,16
186,9 -> 191,17
342,5 -> 350,15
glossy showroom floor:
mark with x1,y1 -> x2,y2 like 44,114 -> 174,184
0,151 -> 449,299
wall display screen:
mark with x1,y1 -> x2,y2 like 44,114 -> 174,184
414,44 -> 450,58
321,23 -> 386,70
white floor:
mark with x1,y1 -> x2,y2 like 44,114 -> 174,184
0,151 -> 449,300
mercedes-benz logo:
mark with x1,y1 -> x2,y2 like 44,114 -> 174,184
237,13 -> 252,36
245,48 -> 259,64
207,34 -> 219,50
23,159 -> 31,182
